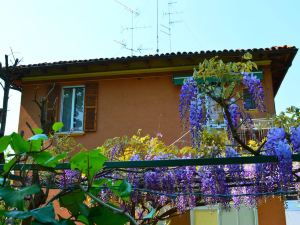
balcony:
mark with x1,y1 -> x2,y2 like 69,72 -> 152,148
239,118 -> 274,143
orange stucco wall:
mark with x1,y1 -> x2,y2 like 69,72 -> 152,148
19,73 -> 184,148
19,67 -> 276,149
257,197 -> 286,225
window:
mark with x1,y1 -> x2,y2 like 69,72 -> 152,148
243,89 -> 256,110
60,86 -> 85,132
205,87 -> 226,128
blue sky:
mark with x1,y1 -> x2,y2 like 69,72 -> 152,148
0,0 -> 299,134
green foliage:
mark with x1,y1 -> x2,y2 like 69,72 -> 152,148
11,132 -> 30,153
109,180 -> 132,201
0,185 -> 40,210
52,122 -> 64,132
32,128 -> 43,135
32,151 -> 67,168
59,190 -> 86,215
0,136 -> 10,153
0,122 -> 133,225
70,149 -> 107,181
194,53 -> 257,106
200,129 -> 228,157
5,204 -> 57,224
88,206 -> 129,225
274,106 -> 300,132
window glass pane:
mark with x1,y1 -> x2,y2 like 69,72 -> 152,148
243,89 -> 256,110
73,87 -> 84,131
61,88 -> 73,132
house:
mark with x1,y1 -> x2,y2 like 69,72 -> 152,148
16,46 -> 297,146
16,45 -> 297,225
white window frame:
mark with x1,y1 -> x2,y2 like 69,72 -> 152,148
60,85 -> 85,133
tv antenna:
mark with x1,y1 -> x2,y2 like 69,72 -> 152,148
161,1 -> 182,52
114,0 -> 150,56
114,40 -> 152,54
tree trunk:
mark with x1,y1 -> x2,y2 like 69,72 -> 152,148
0,83 -> 10,163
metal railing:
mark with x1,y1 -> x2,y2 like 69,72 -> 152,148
239,118 -> 274,143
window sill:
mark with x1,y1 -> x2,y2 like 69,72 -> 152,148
56,131 -> 85,137
244,108 -> 258,112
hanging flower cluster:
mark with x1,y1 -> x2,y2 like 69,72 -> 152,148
179,77 -> 198,121
291,126 -> 300,153
242,72 -> 266,112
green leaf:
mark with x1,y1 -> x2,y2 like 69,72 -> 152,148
5,210 -> 32,219
52,122 -> 64,132
243,52 -> 252,60
70,149 -> 107,181
93,178 -> 111,187
3,157 -> 17,175
0,185 -> 41,210
6,204 -> 57,224
109,180 -> 131,201
0,135 -> 11,153
88,206 -> 129,225
33,152 -> 67,168
32,128 -> 43,134
30,139 -> 43,151
56,220 -> 76,225
10,132 -> 30,153
79,203 -> 90,217
78,215 -> 89,225
29,134 -> 48,141
30,203 -> 56,224
59,190 -> 85,215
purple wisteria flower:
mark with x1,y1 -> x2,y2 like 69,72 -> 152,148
59,169 -> 80,189
108,143 -> 124,160
228,100 -> 240,128
265,127 -> 286,155
231,186 -> 256,208
242,72 -> 265,112
264,127 -> 293,190
291,126 -> 300,153
179,77 -> 198,120
226,147 -> 243,181
189,97 -> 204,149
199,166 -> 229,206
275,140 -> 293,189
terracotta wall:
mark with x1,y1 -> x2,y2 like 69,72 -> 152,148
19,67 -> 276,149
19,73 -> 183,149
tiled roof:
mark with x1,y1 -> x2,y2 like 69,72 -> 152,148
18,45 -> 297,69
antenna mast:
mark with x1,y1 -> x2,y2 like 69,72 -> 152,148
161,1 -> 182,52
115,0 -> 150,56
156,0 -> 159,53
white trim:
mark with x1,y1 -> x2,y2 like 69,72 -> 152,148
70,88 -> 75,129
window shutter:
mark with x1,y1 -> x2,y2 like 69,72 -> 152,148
84,82 -> 98,132
45,84 -> 60,133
